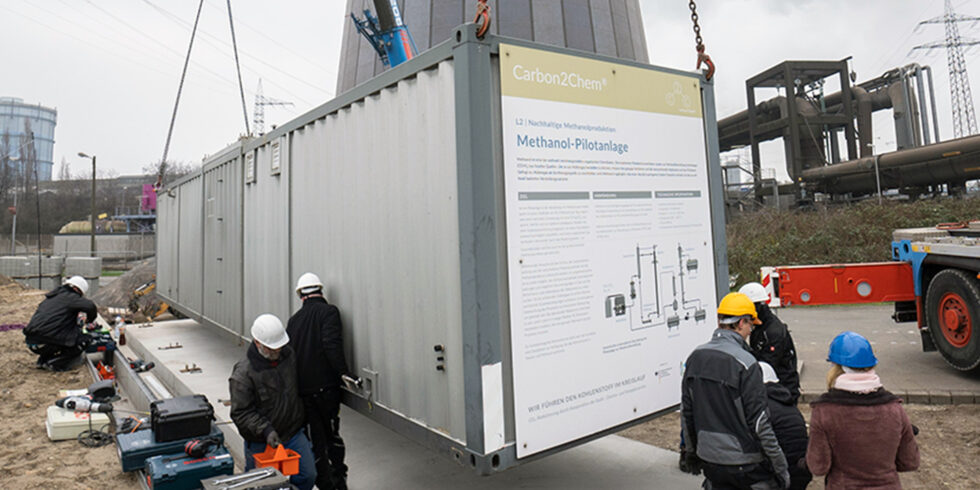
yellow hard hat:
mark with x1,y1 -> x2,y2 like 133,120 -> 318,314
717,292 -> 762,325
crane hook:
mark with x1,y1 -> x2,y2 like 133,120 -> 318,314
473,0 -> 491,39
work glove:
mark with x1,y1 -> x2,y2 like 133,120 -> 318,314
266,430 -> 281,448
680,449 -> 702,475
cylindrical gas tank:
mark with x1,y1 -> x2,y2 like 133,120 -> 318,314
337,0 -> 650,93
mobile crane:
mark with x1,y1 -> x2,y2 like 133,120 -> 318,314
763,221 -> 980,370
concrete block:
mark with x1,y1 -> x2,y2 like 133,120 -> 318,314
905,390 -> 930,405
950,391 -> 976,404
928,391 -> 952,405
65,257 -> 102,278
87,278 -> 100,296
0,256 -> 32,277
11,256 -> 64,276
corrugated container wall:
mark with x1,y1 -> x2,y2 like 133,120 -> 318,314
290,60 -> 466,440
202,157 -> 243,334
157,26 -> 727,474
159,59 -> 467,443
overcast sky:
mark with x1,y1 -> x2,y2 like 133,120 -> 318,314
2,0 -> 976,182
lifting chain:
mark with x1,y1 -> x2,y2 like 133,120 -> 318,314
473,0 -> 491,39
688,0 -> 715,81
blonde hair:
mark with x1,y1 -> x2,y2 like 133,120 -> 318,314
826,363 -> 876,390
826,364 -> 845,391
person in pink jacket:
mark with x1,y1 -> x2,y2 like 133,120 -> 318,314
806,331 -> 920,489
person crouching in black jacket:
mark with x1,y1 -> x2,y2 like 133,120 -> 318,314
230,314 -> 316,490
23,276 -> 97,371
760,362 -> 812,490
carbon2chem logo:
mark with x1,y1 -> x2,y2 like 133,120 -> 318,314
511,64 -> 607,92
664,81 -> 692,109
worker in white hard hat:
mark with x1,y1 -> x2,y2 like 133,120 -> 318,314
23,275 -> 98,371
287,272 -> 357,490
738,281 -> 801,404
229,314 -> 317,490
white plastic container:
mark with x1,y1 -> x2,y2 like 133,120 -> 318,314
45,405 -> 110,441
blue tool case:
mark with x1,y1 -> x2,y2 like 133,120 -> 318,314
144,447 -> 234,489
116,423 -> 224,472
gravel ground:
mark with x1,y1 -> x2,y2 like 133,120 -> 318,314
619,403 -> 980,489
0,278 -> 137,489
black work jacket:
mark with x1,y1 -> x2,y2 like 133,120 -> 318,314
286,296 -> 351,395
750,305 -> 800,403
23,285 -> 97,347
682,328 -> 788,477
229,344 -> 305,443
766,383 -> 812,490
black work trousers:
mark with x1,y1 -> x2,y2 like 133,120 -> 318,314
303,388 -> 347,490
29,343 -> 83,371
701,461 -> 780,490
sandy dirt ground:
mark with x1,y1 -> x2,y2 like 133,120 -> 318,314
0,278 -> 137,489
619,404 -> 980,489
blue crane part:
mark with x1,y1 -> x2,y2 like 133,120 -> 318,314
350,0 -> 417,69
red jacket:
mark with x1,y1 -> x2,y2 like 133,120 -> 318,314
806,388 -> 919,489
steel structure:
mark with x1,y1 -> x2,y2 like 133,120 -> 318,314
743,60 -> 857,201
337,0 -> 650,93
157,26 -> 725,474
913,0 -> 980,138
252,79 -> 292,135
718,59 -> 980,202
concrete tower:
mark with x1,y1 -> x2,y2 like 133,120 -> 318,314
337,0 -> 649,93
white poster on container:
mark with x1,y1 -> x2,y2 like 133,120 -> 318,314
499,44 -> 719,458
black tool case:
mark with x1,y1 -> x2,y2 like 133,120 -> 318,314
151,395 -> 215,442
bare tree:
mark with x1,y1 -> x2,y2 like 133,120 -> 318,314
57,156 -> 71,181
142,160 -> 197,187
0,131 -> 11,202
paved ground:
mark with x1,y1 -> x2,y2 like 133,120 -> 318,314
778,304 -> 980,400
125,320 -> 702,489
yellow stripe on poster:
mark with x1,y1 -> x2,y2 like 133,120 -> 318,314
500,43 -> 702,118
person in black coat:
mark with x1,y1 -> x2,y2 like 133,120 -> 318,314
287,272 -> 357,490
23,276 -> 97,371
760,362 -> 812,490
740,282 -> 801,404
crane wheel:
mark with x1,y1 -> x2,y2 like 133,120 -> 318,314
925,268 -> 980,371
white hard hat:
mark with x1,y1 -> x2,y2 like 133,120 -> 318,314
295,272 -> 323,296
251,314 -> 289,349
758,361 -> 779,384
738,282 -> 769,304
65,276 -> 89,296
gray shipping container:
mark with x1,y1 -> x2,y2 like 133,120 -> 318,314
157,27 -> 727,474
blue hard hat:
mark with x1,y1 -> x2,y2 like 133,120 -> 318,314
827,331 -> 878,368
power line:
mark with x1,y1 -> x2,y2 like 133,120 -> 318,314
140,0 -> 328,105
69,0 -> 245,92
0,3 -> 236,99
202,0 -> 338,84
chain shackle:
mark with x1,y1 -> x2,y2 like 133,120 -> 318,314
688,0 -> 713,81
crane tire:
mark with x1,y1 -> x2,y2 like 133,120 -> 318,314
925,268 -> 980,371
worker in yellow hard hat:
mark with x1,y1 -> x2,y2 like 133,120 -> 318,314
680,292 -> 790,489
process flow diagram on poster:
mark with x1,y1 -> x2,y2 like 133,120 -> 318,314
499,44 -> 719,458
